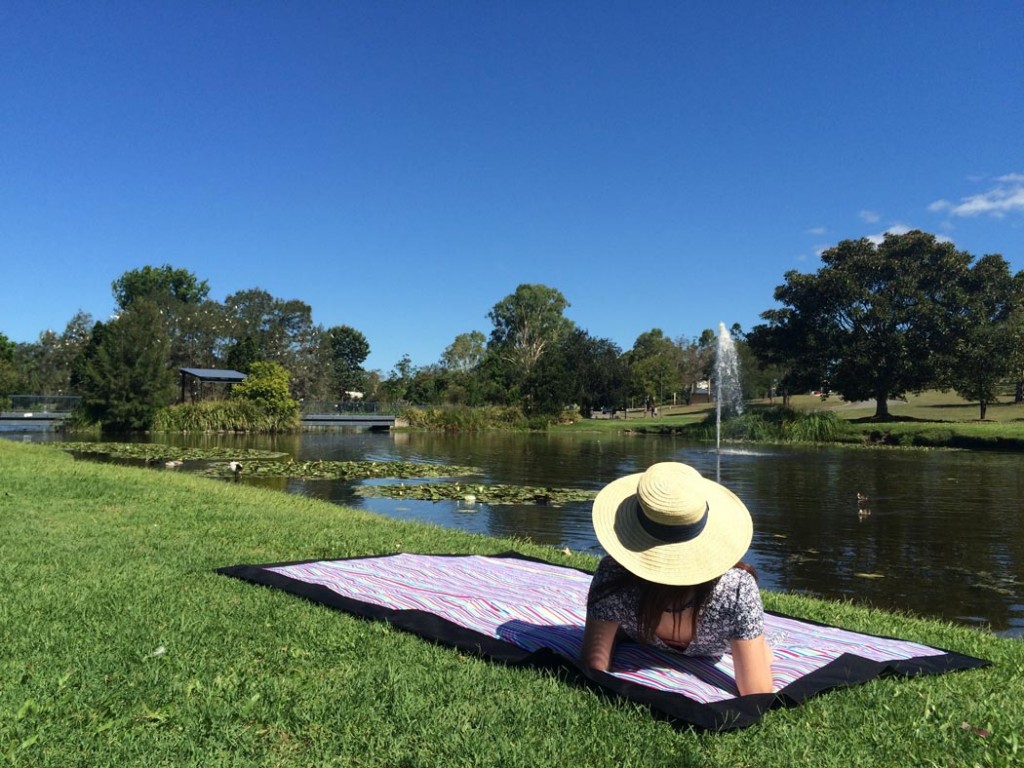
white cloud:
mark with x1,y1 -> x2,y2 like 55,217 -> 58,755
805,226 -> 827,236
929,174 -> 1024,218
859,210 -> 880,223
866,224 -> 910,246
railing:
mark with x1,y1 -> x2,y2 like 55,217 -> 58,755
6,395 -> 82,412
300,400 -> 399,415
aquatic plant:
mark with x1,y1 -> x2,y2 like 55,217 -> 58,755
355,481 -> 596,506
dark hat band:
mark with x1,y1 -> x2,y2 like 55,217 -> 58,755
636,501 -> 709,543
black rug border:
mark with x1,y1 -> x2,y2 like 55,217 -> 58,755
216,550 -> 991,732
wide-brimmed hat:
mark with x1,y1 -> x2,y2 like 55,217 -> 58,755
592,461 -> 753,586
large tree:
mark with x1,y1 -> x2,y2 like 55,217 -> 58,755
441,331 -> 486,374
222,288 -> 318,398
945,254 -> 1021,419
750,231 -> 974,419
14,311 -> 95,396
112,265 -> 219,369
625,328 -> 684,405
438,331 -> 487,405
0,332 -> 22,405
487,284 -> 574,382
323,325 -> 370,397
79,300 -> 174,431
525,329 -> 627,416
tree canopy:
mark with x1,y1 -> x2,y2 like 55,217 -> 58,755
487,284 -> 574,379
749,231 -> 1004,419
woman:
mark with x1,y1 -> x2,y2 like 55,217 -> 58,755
582,461 -> 774,696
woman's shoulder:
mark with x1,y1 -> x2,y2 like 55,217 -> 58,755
711,566 -> 758,599
593,554 -> 628,578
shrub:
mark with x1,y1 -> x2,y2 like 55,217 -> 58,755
230,361 -> 300,427
708,406 -> 849,443
399,405 -> 529,431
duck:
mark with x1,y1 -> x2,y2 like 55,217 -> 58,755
856,492 -> 869,505
164,460 -> 184,468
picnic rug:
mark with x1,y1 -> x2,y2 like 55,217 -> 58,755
217,551 -> 990,731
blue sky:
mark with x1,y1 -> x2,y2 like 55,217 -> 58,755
3,2 -> 1022,373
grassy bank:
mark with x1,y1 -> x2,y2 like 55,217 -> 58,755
560,391 -> 1024,450
1,441 -> 1022,767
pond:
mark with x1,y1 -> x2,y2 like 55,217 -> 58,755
15,429 -> 1024,637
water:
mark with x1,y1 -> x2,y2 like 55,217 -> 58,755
15,429 -> 1024,637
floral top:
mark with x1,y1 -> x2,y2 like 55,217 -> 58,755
586,555 -> 765,657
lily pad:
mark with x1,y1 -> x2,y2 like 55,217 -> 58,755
58,442 -> 287,462
196,459 -> 481,481
355,482 -> 596,506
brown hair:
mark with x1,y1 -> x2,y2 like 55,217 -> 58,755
597,561 -> 758,643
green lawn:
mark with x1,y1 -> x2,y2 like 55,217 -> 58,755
1,440 -> 1022,767
561,392 -> 1024,449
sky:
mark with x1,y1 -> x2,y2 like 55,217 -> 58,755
2,2 -> 1023,373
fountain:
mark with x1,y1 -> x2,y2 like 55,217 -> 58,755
714,322 -> 743,453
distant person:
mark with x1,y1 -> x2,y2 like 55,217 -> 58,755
581,462 -> 774,696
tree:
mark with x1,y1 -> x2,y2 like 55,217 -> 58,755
441,331 -> 486,374
945,254 -> 1020,419
231,360 -> 299,424
380,354 -> 414,402
487,284 -> 574,382
750,231 -> 974,419
524,330 -> 628,417
15,311 -> 95,396
625,328 -> 684,405
79,300 -> 174,431
111,265 -> 218,370
0,332 -> 22,406
323,325 -> 370,397
112,265 -> 210,309
439,331 -> 487,405
222,289 -> 318,399
224,335 -> 261,374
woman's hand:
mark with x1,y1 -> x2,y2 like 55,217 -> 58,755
731,634 -> 774,696
581,616 -> 620,671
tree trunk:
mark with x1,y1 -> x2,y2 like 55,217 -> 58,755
979,400 -> 988,420
874,396 -> 890,420
1016,379 -> 1024,404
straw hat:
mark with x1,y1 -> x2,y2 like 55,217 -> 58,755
592,461 -> 753,586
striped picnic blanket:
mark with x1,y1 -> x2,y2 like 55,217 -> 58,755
218,552 -> 989,731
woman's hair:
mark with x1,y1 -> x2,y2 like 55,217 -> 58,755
596,561 -> 758,643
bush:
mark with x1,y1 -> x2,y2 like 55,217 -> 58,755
230,361 -> 300,427
709,406 -> 849,443
399,405 -> 529,431
152,400 -> 298,433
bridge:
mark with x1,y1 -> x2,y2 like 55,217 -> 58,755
300,402 -> 401,430
0,396 -> 402,431
0,395 -> 79,431
300,413 -> 398,430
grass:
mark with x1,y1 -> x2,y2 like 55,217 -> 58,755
1,440 -> 1023,766
559,391 -> 1024,450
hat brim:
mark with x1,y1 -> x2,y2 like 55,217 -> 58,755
592,471 -> 753,586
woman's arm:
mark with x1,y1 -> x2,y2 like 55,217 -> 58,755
581,615 -> 621,671
730,634 -> 774,696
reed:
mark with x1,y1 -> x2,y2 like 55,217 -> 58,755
151,400 -> 300,433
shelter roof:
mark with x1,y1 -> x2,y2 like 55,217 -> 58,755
179,368 -> 248,383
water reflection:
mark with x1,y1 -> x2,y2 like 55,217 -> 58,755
14,429 -> 1023,636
